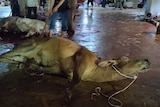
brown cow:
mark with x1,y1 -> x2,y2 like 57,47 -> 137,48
0,37 -> 150,99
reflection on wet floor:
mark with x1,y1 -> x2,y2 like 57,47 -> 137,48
0,6 -> 11,18
0,43 -> 14,73
0,5 -> 160,107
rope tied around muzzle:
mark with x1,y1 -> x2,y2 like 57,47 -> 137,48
91,65 -> 138,107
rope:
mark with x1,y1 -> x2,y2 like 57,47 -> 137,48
91,65 -> 138,107
40,17 -> 49,37
112,65 -> 137,79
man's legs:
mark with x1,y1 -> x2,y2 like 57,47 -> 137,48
60,11 -> 69,37
91,0 -> 94,9
32,7 -> 37,19
87,0 -> 90,7
120,0 -> 123,9
27,7 -> 32,18
49,12 -> 60,37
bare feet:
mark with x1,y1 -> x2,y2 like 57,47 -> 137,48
49,30 -> 53,37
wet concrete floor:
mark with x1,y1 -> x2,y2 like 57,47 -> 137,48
0,5 -> 160,107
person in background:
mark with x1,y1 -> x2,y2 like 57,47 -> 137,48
39,0 -> 46,15
101,0 -> 107,8
18,0 -> 27,17
27,0 -> 39,19
49,0 -> 70,37
94,0 -> 102,6
87,0 -> 94,9
10,0 -> 20,16
40,0 -> 46,8
2,0 -> 9,6
114,0 -> 123,9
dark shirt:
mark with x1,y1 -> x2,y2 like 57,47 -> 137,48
10,0 -> 20,16
40,0 -> 46,6
53,0 -> 70,12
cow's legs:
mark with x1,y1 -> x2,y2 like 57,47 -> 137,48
22,58 -> 62,75
65,47 -> 85,101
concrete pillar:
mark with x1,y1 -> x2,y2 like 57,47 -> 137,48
145,0 -> 160,17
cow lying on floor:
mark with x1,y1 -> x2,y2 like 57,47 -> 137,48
0,16 -> 48,37
0,37 -> 150,99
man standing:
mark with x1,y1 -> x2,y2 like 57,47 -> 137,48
10,0 -> 20,16
49,0 -> 70,37
18,0 -> 27,17
114,0 -> 123,9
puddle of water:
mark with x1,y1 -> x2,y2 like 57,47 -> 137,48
0,62 -> 9,73
0,43 -> 14,73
